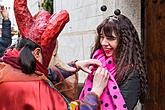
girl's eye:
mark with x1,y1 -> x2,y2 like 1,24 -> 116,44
107,36 -> 117,40
100,34 -> 104,38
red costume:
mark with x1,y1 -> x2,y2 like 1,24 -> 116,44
0,0 -> 101,110
0,0 -> 70,109
0,62 -> 69,110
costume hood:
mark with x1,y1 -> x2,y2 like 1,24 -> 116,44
14,0 -> 69,67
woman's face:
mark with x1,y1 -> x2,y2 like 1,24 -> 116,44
100,31 -> 118,57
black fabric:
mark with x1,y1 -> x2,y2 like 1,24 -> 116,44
119,69 -> 140,110
0,19 -> 12,57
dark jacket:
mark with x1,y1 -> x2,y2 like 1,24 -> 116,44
0,19 -> 11,57
119,69 -> 141,110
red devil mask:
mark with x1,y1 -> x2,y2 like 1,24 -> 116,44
14,0 -> 69,67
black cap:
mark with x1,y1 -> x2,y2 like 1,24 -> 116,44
114,9 -> 121,16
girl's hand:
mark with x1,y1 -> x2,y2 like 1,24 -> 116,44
91,67 -> 109,97
75,59 -> 102,73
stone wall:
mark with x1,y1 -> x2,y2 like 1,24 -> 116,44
27,0 -> 40,16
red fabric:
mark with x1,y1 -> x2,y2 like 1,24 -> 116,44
2,49 -> 48,76
41,10 -> 69,68
0,63 -> 69,110
14,0 -> 33,37
0,81 -> 68,110
14,0 -> 69,67
0,81 -> 67,110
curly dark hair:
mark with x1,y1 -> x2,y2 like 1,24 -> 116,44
91,13 -> 147,103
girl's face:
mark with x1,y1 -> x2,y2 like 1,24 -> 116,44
100,31 -> 118,57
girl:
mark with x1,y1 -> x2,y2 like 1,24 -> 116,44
79,9 -> 147,110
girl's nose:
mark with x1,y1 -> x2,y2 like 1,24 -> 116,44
101,38 -> 109,46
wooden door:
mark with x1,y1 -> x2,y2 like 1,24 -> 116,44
144,0 -> 165,110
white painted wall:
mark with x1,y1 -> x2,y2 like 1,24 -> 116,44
27,0 -> 40,16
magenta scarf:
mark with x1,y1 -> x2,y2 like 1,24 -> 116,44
79,48 -> 127,110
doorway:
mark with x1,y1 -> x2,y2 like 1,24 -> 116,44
143,0 -> 165,110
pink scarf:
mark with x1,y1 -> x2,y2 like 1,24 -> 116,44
79,48 -> 127,110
